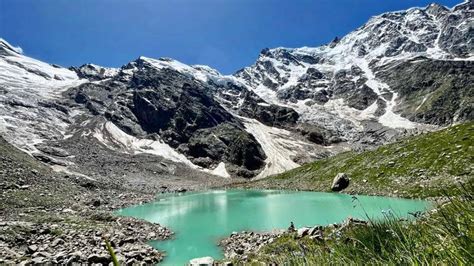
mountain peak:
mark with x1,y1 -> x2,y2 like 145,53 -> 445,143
0,38 -> 23,55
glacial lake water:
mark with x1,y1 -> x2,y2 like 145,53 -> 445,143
117,190 -> 431,265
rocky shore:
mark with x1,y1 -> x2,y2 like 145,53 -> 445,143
0,217 -> 172,265
0,136 -> 229,264
219,217 -> 368,262
219,230 -> 282,260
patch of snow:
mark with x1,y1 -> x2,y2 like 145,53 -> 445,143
355,59 -> 386,95
242,118 -> 301,179
354,58 -> 418,129
94,122 -> 196,167
51,165 -> 96,181
257,102 -> 271,107
81,64 -> 120,78
360,100 -> 379,118
0,45 -> 86,153
93,122 -> 233,178
379,92 -> 416,129
210,162 -> 230,178
141,56 -> 245,88
415,95 -> 429,111
0,38 -> 23,54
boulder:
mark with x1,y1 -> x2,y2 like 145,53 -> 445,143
87,254 -> 111,264
331,173 -> 350,191
189,256 -> 214,266
297,227 -> 311,238
27,245 -> 38,254
307,225 -> 323,236
65,251 -> 82,264
31,257 -> 46,264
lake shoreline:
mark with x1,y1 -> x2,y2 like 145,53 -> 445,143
118,189 -> 431,265
0,134 -> 455,265
0,136 -> 236,264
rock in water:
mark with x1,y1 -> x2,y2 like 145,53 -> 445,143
331,173 -> 350,191
189,256 -> 214,265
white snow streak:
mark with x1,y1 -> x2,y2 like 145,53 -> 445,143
94,122 -> 196,167
93,122 -> 231,178
243,118 -> 301,179
210,162 -> 231,178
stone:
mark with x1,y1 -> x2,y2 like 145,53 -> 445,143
51,238 -> 65,247
125,258 -> 137,265
27,244 -> 38,254
331,173 -> 350,191
189,256 -> 214,266
297,227 -> 311,238
62,208 -> 75,214
147,232 -> 157,239
37,251 -> 52,258
66,251 -> 82,264
287,221 -> 295,232
54,251 -> 67,261
92,199 -> 101,207
87,254 -> 111,264
31,257 -> 46,264
307,226 -> 323,236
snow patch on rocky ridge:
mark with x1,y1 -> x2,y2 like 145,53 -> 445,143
242,118 -> 302,179
93,121 -> 231,178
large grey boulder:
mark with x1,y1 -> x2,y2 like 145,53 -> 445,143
331,173 -> 350,191
189,256 -> 214,266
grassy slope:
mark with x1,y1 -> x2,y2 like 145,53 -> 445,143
250,184 -> 473,265
237,123 -> 474,264
245,122 -> 474,198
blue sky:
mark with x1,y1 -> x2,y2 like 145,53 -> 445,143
0,0 -> 460,74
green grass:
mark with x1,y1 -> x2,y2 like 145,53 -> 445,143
247,184 -> 473,265
246,122 -> 474,198
231,123 -> 474,264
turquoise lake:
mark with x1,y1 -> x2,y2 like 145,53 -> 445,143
117,190 -> 431,265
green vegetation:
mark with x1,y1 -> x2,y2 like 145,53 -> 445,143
248,184 -> 473,264
233,123 -> 474,264
105,238 -> 119,266
248,122 -> 474,198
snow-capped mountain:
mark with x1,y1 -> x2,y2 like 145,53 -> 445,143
0,1 -> 472,179
0,38 -> 85,153
235,1 -> 473,136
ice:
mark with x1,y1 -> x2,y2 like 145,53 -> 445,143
93,122 -> 232,178
379,92 -> 416,129
141,56 -> 244,87
0,38 -> 23,54
0,45 -> 86,153
94,122 -> 196,167
242,118 -> 302,179
210,162 -> 230,178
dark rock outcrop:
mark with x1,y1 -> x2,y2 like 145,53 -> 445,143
69,61 -> 267,178
378,58 -> 474,125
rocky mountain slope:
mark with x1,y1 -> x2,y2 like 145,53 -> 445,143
0,1 -> 472,179
235,1 -> 472,134
239,122 -> 474,198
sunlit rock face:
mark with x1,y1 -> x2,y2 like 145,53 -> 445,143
0,1 -> 472,178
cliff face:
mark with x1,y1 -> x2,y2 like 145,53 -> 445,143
0,2 -> 472,178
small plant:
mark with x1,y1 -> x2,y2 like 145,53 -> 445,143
104,237 -> 119,266
251,183 -> 474,264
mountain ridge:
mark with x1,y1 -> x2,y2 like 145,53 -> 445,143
0,1 -> 472,179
